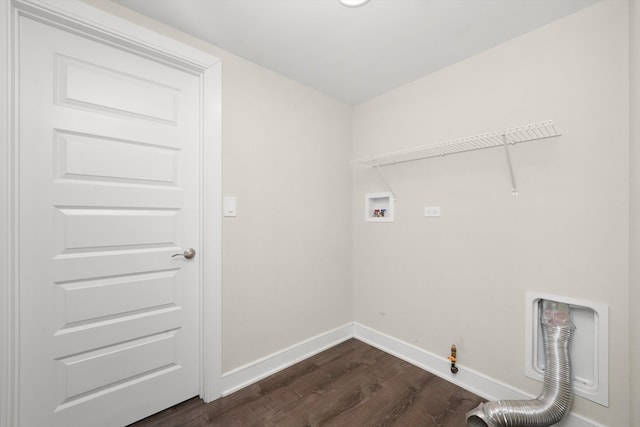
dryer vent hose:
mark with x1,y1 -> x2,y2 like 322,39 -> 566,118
466,300 -> 575,427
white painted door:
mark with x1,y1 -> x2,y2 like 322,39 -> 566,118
18,14 -> 201,427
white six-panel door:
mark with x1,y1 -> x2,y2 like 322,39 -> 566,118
18,13 -> 203,426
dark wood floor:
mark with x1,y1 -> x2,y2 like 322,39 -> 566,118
130,339 -> 485,426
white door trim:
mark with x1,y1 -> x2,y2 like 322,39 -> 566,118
1,1 -> 16,426
0,1 -> 222,425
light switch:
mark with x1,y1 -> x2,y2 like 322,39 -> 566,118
224,196 -> 237,217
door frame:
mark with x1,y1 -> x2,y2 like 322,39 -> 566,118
0,1 -> 223,425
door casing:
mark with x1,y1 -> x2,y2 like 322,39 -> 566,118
0,1 -> 223,425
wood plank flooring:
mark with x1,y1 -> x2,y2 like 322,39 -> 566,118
129,339 -> 485,427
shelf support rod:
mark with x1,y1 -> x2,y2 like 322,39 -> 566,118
372,159 -> 397,200
502,134 -> 518,196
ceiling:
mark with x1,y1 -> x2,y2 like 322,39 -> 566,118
111,0 -> 599,105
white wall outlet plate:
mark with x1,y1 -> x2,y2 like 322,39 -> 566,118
424,206 -> 441,217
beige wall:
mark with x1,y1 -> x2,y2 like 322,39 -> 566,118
630,0 -> 639,425
212,53 -> 353,372
84,1 -> 354,373
219,54 -> 354,370
352,2 -> 629,426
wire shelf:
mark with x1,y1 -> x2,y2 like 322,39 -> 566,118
351,120 -> 560,167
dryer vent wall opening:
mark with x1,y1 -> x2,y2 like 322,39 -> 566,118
465,300 -> 576,427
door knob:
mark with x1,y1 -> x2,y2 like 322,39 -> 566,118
172,248 -> 196,259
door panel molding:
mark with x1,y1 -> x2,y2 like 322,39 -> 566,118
1,2 -> 222,425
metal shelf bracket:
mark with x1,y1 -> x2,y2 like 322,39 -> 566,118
372,159 -> 397,200
502,133 -> 518,196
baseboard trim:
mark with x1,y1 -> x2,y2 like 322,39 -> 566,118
353,323 -> 603,427
221,323 -> 354,396
220,322 -> 602,426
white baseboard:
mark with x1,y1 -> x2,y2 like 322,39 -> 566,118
221,323 -> 354,396
352,323 -> 523,401
353,323 -> 603,427
220,322 -> 603,427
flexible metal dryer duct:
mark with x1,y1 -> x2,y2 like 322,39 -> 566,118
466,300 -> 576,427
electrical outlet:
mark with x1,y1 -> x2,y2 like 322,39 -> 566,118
424,206 -> 441,217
